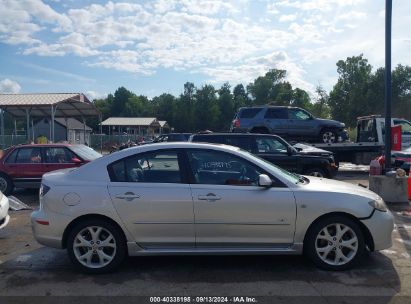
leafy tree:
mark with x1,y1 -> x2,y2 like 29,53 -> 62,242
233,84 -> 249,110
217,83 -> 234,131
328,54 -> 373,126
194,84 -> 220,131
311,86 -> 330,118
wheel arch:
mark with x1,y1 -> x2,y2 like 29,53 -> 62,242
302,211 -> 375,252
61,213 -> 128,249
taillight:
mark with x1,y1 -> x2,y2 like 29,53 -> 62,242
232,119 -> 240,128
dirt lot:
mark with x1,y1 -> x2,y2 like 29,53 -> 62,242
0,170 -> 411,303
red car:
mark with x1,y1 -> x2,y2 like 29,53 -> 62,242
0,144 -> 102,195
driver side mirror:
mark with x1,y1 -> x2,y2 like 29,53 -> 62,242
287,146 -> 293,156
258,174 -> 272,188
71,157 -> 82,164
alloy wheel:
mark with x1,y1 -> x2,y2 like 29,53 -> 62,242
0,177 -> 7,192
73,226 -> 117,269
315,223 -> 358,266
322,131 -> 336,143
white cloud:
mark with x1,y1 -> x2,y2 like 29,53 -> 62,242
0,79 -> 21,93
86,90 -> 107,101
279,14 -> 297,22
337,11 -> 367,21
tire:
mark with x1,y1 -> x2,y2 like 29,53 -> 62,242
304,215 -> 365,271
0,173 -> 14,196
303,167 -> 327,178
250,127 -> 269,134
320,129 -> 338,144
67,219 -> 126,274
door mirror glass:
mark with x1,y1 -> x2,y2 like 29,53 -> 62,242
258,174 -> 272,187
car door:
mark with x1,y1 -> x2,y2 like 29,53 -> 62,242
187,149 -> 296,248
107,149 -> 195,249
263,108 -> 288,136
253,136 -> 299,172
2,147 -> 45,187
287,108 -> 315,137
43,147 -> 82,173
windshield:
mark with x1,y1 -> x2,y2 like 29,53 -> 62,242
69,145 -> 102,161
238,149 -> 301,184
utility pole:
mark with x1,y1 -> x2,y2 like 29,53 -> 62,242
384,0 -> 392,172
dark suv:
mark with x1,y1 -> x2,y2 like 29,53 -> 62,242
189,133 -> 338,178
230,106 -> 348,143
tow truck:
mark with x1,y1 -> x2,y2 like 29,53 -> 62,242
308,115 -> 411,165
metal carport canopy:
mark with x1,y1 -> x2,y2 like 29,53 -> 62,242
0,93 -> 101,144
0,93 -> 100,117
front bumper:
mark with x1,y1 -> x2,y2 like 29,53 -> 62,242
337,129 -> 349,142
361,209 -> 394,251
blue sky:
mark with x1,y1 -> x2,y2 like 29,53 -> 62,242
0,0 -> 410,101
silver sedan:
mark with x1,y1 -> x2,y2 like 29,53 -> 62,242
31,143 -> 394,273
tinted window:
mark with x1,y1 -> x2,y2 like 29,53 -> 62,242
44,147 -> 76,163
256,137 -> 288,154
264,108 -> 288,119
188,150 -> 264,186
239,108 -> 262,118
5,149 -> 18,164
192,135 -> 224,144
225,137 -> 253,152
109,150 -> 182,183
288,109 -> 311,120
15,148 -> 42,163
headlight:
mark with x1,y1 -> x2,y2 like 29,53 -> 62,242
368,198 -> 388,212
39,184 -> 50,197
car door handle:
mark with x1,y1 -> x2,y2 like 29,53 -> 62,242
198,193 -> 221,202
115,192 -> 140,201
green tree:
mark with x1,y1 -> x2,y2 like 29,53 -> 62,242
194,84 -> 220,131
328,54 -> 373,126
247,69 -> 287,105
233,84 -> 249,109
311,86 -> 330,118
217,83 -> 234,131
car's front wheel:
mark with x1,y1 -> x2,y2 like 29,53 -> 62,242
305,215 -> 365,270
67,219 -> 126,274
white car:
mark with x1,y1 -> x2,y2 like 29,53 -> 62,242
0,191 -> 10,230
31,143 -> 394,273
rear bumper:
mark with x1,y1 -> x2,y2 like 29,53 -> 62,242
361,209 -> 394,251
31,208 -> 72,249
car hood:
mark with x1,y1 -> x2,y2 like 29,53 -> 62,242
293,143 -> 333,156
317,118 -> 345,128
301,176 -> 380,201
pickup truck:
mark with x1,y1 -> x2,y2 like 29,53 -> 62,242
189,133 -> 338,178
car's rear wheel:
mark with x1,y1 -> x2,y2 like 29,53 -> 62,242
305,216 -> 365,270
0,173 -> 13,196
320,129 -> 338,143
67,219 -> 126,274
303,168 -> 327,178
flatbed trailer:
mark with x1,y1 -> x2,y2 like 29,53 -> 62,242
304,116 -> 411,165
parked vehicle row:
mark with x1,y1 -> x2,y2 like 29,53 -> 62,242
31,142 -> 394,273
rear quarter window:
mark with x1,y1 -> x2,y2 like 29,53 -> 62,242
239,108 -> 262,119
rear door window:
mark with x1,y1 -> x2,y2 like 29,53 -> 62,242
264,108 -> 288,119
239,108 -> 262,118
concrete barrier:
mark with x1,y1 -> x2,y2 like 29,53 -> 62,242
369,175 -> 409,203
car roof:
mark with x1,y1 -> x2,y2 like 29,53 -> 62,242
239,106 -> 300,110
